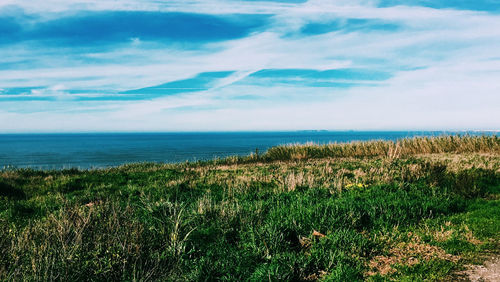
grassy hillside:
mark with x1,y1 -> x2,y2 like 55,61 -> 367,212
1,135 -> 499,281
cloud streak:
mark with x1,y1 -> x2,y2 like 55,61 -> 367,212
0,0 -> 499,131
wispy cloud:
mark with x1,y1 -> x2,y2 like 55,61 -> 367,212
0,0 -> 499,131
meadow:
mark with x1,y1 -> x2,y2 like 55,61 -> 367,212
1,135 -> 499,281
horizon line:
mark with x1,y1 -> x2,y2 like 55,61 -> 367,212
0,129 -> 499,135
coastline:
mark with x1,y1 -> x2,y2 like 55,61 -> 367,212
1,136 -> 499,280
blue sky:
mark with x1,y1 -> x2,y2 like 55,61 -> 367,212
0,0 -> 499,132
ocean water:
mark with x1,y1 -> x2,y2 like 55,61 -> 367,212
0,131 -> 492,169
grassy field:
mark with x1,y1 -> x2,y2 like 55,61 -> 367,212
1,135 -> 499,281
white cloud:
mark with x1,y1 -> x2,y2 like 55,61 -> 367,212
0,0 -> 499,131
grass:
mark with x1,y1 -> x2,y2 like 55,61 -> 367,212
0,135 -> 499,280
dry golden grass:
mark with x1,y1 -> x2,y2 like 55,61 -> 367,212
263,135 -> 500,162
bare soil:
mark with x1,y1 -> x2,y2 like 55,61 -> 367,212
461,256 -> 500,282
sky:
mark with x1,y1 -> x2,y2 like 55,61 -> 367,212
0,0 -> 499,132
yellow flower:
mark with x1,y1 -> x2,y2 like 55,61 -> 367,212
346,183 -> 367,188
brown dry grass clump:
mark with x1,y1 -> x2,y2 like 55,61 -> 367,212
367,232 -> 461,277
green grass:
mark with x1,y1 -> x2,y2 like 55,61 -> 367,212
0,136 -> 499,281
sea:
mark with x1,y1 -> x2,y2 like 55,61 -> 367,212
0,131 -> 495,170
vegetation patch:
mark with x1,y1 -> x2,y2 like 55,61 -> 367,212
0,136 -> 499,280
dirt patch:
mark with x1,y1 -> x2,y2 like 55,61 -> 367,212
461,256 -> 500,282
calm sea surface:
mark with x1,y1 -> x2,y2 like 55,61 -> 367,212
0,131 -> 494,169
